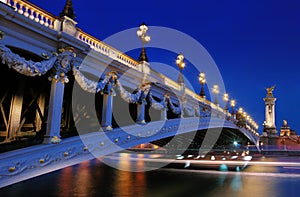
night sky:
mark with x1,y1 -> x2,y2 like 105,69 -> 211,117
28,0 -> 300,133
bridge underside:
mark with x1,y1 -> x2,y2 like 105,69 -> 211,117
151,127 -> 256,153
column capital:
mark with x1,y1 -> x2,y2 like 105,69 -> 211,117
49,47 -> 76,83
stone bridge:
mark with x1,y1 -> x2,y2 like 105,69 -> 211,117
0,0 -> 259,187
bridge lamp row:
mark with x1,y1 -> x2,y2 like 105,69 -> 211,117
197,72 -> 235,109
196,72 -> 256,128
237,107 -> 259,129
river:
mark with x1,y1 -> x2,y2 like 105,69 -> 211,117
1,153 -> 300,197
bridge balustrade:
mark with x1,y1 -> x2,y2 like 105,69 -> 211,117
5,0 -> 56,29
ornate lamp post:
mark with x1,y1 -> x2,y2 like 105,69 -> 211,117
176,53 -> 185,85
223,93 -> 229,114
242,111 -> 247,128
137,22 -> 151,62
237,107 -> 243,121
230,99 -> 236,117
199,72 -> 206,98
212,84 -> 219,105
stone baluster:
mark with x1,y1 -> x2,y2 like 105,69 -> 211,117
24,6 -> 29,17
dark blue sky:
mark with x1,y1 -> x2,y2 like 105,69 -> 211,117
29,0 -> 300,133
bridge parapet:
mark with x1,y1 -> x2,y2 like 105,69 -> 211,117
77,29 -> 140,70
4,0 -> 57,29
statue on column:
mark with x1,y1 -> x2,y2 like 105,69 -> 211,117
265,85 -> 275,97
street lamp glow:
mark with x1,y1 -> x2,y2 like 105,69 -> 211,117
176,53 -> 185,69
223,93 -> 229,102
137,23 -> 150,44
238,107 -> 243,113
223,93 -> 229,113
137,22 -> 150,62
199,72 -> 206,84
230,99 -> 236,117
212,84 -> 219,105
230,99 -> 236,107
212,85 -> 219,94
246,115 -> 250,121
176,53 -> 185,84
199,72 -> 206,98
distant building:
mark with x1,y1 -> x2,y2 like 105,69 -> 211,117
280,120 -> 297,137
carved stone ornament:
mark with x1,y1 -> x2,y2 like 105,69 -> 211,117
116,81 -> 151,104
0,43 -> 57,77
73,69 -> 118,94
48,47 -> 76,83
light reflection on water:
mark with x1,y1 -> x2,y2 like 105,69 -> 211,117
1,153 -> 300,197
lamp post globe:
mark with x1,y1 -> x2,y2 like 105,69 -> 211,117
176,53 -> 185,85
137,22 -> 150,62
199,72 -> 206,98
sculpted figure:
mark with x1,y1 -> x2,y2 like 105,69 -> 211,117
266,85 -> 275,96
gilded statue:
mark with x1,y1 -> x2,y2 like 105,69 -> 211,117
266,85 -> 275,96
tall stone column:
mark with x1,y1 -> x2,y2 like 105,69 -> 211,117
43,80 -> 65,143
262,86 -> 278,146
263,86 -> 277,137
43,47 -> 76,144
100,72 -> 117,131
136,82 -> 151,124
161,108 -> 167,120
136,103 -> 146,124
101,94 -> 113,130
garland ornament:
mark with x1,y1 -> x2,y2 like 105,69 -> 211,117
0,43 -> 57,77
73,68 -> 118,94
165,94 -> 181,115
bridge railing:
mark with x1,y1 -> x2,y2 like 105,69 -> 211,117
5,0 -> 57,29
77,29 -> 140,70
